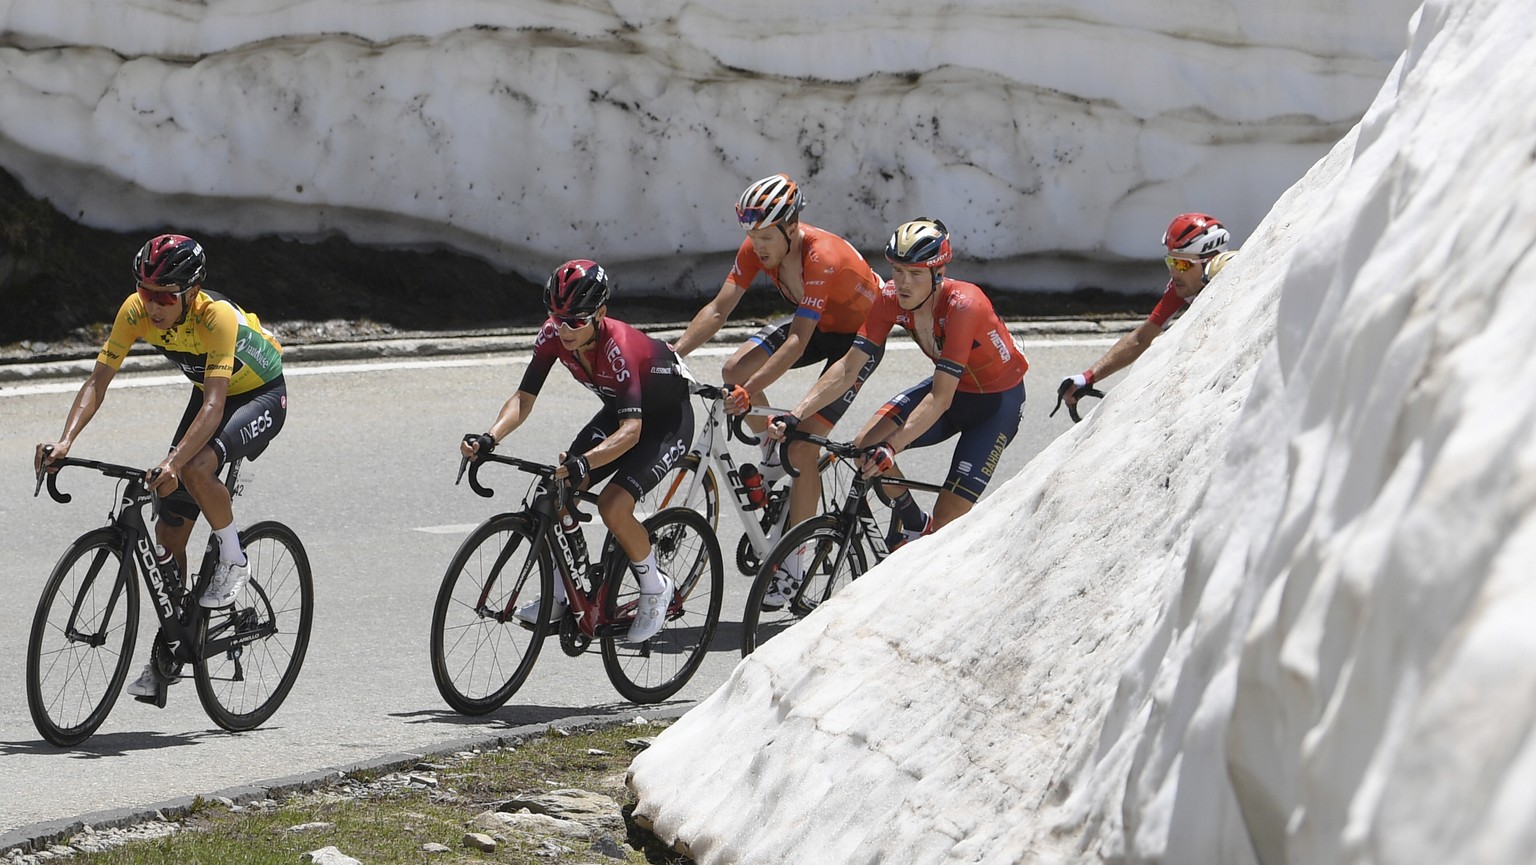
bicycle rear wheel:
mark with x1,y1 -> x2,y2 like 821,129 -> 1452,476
741,515 -> 868,657
601,508 -> 723,703
195,521 -> 314,732
430,513 -> 553,715
26,528 -> 139,747
637,454 -> 719,530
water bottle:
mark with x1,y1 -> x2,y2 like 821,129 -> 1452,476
739,463 -> 767,510
560,513 -> 589,568
153,544 -> 187,610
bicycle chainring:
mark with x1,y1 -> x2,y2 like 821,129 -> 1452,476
558,613 -> 591,657
736,534 -> 760,576
150,631 -> 185,681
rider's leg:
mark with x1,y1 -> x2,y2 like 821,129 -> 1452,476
930,490 -> 974,531
785,415 -> 835,525
720,341 -> 770,435
153,513 -> 198,576
180,445 -> 243,564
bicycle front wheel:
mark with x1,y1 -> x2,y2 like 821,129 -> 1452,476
601,508 -> 723,703
637,455 -> 719,530
195,521 -> 314,732
430,513 -> 553,715
27,528 -> 139,747
741,515 -> 868,656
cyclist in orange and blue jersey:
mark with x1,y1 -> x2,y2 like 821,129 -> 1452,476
766,218 -> 1028,602
671,173 -> 883,538
460,260 -> 692,644
34,234 -> 287,698
1057,212 -> 1238,411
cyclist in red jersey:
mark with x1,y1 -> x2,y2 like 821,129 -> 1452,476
767,218 -> 1028,599
460,261 -> 693,643
671,173 -> 883,537
35,234 -> 288,699
1058,212 -> 1237,411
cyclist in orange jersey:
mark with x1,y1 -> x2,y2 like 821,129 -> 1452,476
672,173 -> 883,535
767,218 -> 1028,599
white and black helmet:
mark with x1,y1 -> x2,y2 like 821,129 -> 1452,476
735,173 -> 805,230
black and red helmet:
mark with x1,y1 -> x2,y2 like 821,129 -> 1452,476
1162,213 -> 1230,259
543,260 -> 612,317
133,234 -> 207,289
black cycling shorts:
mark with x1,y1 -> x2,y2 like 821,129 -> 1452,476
567,400 -> 694,502
745,316 -> 883,425
162,377 -> 288,522
875,378 -> 1025,504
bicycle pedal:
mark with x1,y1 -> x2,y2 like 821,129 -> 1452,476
133,684 -> 170,709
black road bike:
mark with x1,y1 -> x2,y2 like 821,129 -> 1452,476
430,447 -> 724,711
741,431 -> 946,656
27,453 -> 314,746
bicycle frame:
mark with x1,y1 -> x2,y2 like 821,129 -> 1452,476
461,453 -> 640,639
791,432 -> 948,570
653,382 -> 795,558
38,459 -> 204,667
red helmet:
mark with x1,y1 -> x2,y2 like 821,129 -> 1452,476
1163,213 -> 1229,258
133,234 -> 206,289
543,260 -> 611,317
735,174 -> 805,230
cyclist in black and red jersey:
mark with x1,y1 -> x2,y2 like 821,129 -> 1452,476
1057,212 -> 1238,411
460,260 -> 693,643
765,218 -> 1028,603
34,234 -> 288,699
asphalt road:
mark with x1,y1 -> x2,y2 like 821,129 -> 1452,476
0,331 -> 1117,845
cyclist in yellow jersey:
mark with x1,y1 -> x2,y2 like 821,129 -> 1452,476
35,234 -> 287,699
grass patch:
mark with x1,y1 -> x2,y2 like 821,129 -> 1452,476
36,723 -> 691,865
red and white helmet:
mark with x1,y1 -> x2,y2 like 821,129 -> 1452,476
1163,213 -> 1230,258
735,174 -> 805,230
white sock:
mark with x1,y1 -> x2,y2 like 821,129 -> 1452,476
212,523 -> 246,565
630,551 -> 664,594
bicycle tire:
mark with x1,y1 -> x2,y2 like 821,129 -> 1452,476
637,455 -> 720,530
600,507 -> 723,703
430,512 -> 553,715
195,520 -> 314,732
741,515 -> 868,657
26,528 -> 139,747
737,452 -> 852,575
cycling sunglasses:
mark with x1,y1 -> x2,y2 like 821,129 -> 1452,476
552,312 -> 594,329
136,282 -> 193,306
1164,256 -> 1201,273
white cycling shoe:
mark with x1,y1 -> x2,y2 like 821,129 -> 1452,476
626,574 -> 673,644
200,560 -> 249,608
126,663 -> 178,698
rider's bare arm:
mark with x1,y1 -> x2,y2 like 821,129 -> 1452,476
885,370 -> 959,452
1088,319 -> 1162,385
36,362 -> 118,473
562,416 -> 642,474
672,280 -> 745,357
741,313 -> 816,396
783,345 -> 873,428
463,390 -> 539,458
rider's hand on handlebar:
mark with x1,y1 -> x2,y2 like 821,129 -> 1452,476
1057,370 -> 1095,407
766,413 -> 800,442
461,432 -> 496,459
34,442 -> 68,476
724,384 -> 753,417
557,453 -> 590,489
860,441 -> 898,478
147,460 -> 181,496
